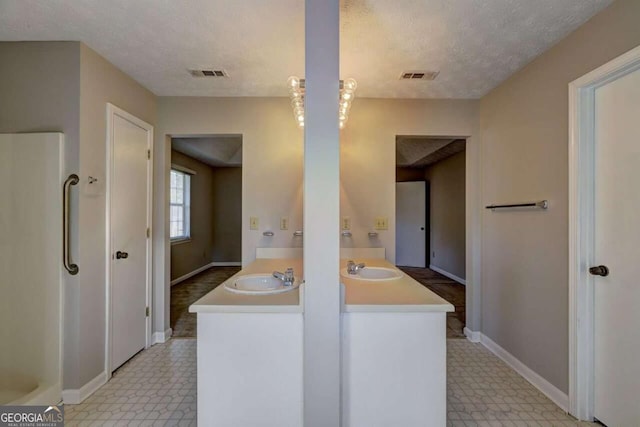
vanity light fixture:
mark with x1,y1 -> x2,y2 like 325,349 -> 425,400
287,76 -> 357,129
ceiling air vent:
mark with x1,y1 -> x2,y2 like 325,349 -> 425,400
189,69 -> 228,78
400,71 -> 439,81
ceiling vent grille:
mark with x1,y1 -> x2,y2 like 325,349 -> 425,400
400,71 -> 439,81
189,69 -> 228,78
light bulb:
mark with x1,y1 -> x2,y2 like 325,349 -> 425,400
344,78 -> 357,91
287,76 -> 300,89
339,121 -> 345,129
342,92 -> 353,101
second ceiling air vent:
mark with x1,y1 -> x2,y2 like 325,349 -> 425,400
189,69 -> 228,78
400,71 -> 439,81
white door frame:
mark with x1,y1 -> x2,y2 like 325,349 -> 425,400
568,44 -> 640,421
105,103 -> 154,378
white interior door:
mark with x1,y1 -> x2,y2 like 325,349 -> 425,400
396,181 -> 426,267
593,67 -> 640,426
109,107 -> 152,372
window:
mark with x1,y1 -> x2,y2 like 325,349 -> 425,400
170,169 -> 191,241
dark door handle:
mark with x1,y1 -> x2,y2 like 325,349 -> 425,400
116,251 -> 129,259
589,265 -> 609,277
420,227 -> 425,231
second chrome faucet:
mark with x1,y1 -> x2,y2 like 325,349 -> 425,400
273,267 -> 295,286
346,260 -> 365,275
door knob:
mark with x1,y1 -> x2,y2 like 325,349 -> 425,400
589,265 -> 609,277
116,251 -> 129,259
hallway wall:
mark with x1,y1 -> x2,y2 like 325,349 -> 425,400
425,150 -> 466,281
170,150 -> 216,281
211,167 -> 242,263
479,0 -> 640,394
169,150 -> 242,281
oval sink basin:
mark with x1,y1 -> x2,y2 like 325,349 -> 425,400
340,267 -> 403,281
225,274 -> 301,295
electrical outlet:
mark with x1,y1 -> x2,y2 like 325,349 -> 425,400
342,216 -> 351,230
250,217 -> 259,230
374,216 -> 388,230
280,217 -> 289,230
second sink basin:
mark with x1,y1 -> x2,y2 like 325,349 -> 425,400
225,274 -> 301,295
340,266 -> 403,281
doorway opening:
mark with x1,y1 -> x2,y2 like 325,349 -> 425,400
395,136 -> 467,338
168,135 -> 243,337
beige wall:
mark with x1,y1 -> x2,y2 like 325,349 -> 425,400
425,150 -> 466,280
154,97 -> 304,332
75,44 -> 157,388
396,167 -> 425,182
479,0 -> 640,394
0,42 -> 157,389
339,98 -> 479,264
170,150 -> 216,280
154,97 -> 482,332
211,167 -> 242,263
0,41 -> 81,388
169,150 -> 242,281
0,41 -> 83,390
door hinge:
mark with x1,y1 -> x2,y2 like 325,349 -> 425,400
146,306 -> 150,317
147,149 -> 151,160
146,227 -> 150,238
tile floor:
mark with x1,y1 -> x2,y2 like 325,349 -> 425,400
400,266 -> 467,338
64,338 -> 594,426
65,338 -> 196,426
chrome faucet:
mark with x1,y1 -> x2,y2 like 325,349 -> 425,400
346,260 -> 365,275
273,267 -> 295,286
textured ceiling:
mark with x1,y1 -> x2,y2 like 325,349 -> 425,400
172,136 -> 242,168
0,0 -> 613,98
397,137 -> 465,168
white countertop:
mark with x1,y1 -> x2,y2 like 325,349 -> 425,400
189,257 -> 454,314
189,258 -> 304,313
341,259 -> 454,313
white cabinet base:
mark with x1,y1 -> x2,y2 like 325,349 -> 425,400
342,312 -> 447,427
197,313 -> 303,427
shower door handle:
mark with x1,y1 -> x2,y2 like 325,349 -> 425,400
63,174 -> 79,275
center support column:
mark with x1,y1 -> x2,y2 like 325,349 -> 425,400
303,0 -> 341,426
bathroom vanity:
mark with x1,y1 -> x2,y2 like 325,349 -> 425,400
190,255 -> 453,427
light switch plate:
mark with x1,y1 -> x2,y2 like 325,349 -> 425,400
342,216 -> 351,230
374,217 -> 388,230
280,217 -> 289,230
250,217 -> 259,230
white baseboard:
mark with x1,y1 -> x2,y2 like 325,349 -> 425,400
429,264 -> 466,285
171,262 -> 241,286
479,332 -> 569,412
62,371 -> 107,404
464,327 -> 481,343
152,328 -> 173,344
